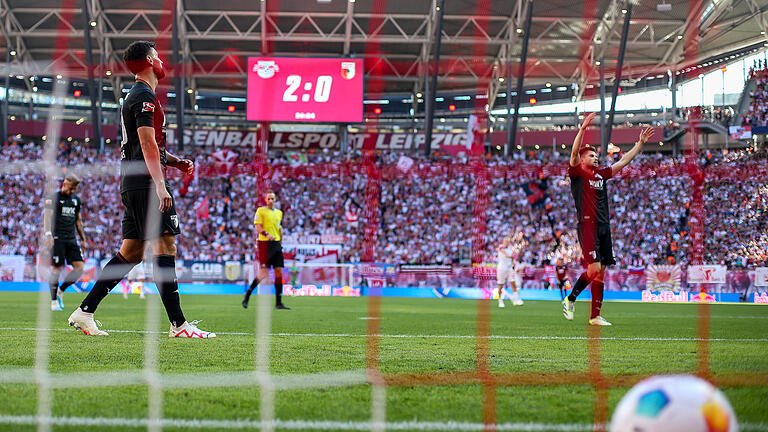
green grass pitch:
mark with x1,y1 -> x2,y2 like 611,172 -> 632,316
0,292 -> 767,431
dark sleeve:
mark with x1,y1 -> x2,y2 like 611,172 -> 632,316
76,197 -> 82,217
598,166 -> 613,180
132,91 -> 156,129
567,164 -> 581,178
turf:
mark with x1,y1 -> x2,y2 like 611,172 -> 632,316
0,292 -> 767,431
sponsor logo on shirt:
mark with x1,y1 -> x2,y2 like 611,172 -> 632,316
142,102 -> 155,112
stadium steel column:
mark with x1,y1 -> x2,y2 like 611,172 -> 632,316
602,2 -> 632,152
423,0 -> 445,157
599,58 -> 606,159
81,0 -> 103,151
172,0 -> 185,152
1,49 -> 9,144
504,45 -> 512,156
507,0 -> 533,155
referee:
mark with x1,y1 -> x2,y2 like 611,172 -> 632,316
243,191 -> 290,310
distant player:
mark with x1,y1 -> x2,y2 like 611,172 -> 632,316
496,237 -> 523,307
562,112 -> 653,325
67,40 -> 215,337
555,260 -> 570,301
242,191 -> 290,310
43,174 -> 87,311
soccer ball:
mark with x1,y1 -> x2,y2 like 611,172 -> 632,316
610,375 -> 738,432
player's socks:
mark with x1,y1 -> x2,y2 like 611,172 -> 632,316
49,274 -> 59,301
275,275 -> 285,306
242,277 -> 261,308
59,268 -> 83,292
79,252 -> 135,313
590,280 -> 604,319
567,273 -> 590,302
154,254 -> 186,328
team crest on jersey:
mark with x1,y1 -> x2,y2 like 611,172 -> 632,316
341,61 -> 356,79
254,60 -> 279,79
142,102 -> 155,112
170,215 -> 179,228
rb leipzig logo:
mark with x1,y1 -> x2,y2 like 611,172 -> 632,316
254,60 -> 279,79
341,61 -> 356,80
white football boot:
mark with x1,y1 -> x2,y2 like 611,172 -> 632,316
68,307 -> 108,336
562,297 -> 574,320
169,320 -> 216,338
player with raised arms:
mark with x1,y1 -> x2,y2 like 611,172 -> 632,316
562,112 -> 653,325
67,40 -> 215,338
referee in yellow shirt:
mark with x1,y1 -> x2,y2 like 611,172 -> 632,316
242,191 -> 290,310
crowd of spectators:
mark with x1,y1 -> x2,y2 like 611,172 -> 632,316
1,138 -> 765,269
742,63 -> 768,127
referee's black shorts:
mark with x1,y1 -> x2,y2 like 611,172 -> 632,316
577,222 -> 616,267
258,240 -> 284,269
51,240 -> 83,267
121,187 -> 181,240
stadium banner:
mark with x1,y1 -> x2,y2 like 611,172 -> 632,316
0,255 -> 25,281
281,234 -> 346,244
645,265 -> 682,291
399,264 -> 453,274
687,265 -> 727,284
282,244 -> 342,263
166,127 -> 663,152
729,125 -> 752,140
755,267 -> 768,287
176,260 -> 243,282
0,281 -> 746,302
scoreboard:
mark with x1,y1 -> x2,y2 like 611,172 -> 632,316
246,57 -> 364,123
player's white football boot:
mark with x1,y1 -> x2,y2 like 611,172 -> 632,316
169,320 -> 216,338
562,297 -> 574,320
51,300 -> 62,311
588,316 -> 612,326
56,290 -> 64,310
513,298 -> 524,306
68,307 -> 108,335
498,299 -> 505,308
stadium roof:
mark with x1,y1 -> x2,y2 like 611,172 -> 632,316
2,0 -> 767,103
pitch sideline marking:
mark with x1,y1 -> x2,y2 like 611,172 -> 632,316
0,327 -> 768,342
0,415 -> 765,431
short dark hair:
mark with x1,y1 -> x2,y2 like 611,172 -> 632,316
123,41 -> 155,74
579,144 -> 598,156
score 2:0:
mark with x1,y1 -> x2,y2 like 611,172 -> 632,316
283,75 -> 333,103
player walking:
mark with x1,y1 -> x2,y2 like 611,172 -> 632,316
562,112 -> 653,325
242,191 -> 290,310
67,40 -> 215,338
43,174 -> 87,311
496,237 -> 523,307
555,260 -> 570,301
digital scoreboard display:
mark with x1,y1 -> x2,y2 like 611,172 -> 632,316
247,57 -> 364,123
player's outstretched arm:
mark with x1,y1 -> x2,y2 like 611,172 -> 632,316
611,126 -> 654,175
570,112 -> 596,167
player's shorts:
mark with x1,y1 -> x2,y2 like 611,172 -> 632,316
496,266 -> 518,285
577,222 -> 616,266
121,188 -> 181,240
51,240 -> 83,267
258,240 -> 285,269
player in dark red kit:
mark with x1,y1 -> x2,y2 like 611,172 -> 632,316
562,112 -> 653,326
67,40 -> 215,338
554,260 -> 570,301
